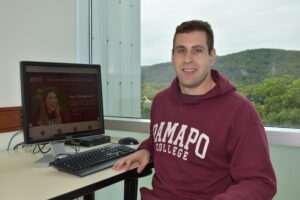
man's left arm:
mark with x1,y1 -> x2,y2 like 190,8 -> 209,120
213,123 -> 277,200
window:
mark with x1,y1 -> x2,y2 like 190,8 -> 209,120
76,0 -> 300,129
76,0 -> 141,118
141,0 -> 300,128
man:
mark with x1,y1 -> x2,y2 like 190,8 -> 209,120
113,20 -> 277,200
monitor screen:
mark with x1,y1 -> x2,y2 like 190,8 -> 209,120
20,61 -> 104,166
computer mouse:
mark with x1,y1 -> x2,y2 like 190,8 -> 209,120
118,137 -> 139,145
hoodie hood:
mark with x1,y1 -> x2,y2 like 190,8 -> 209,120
170,69 -> 236,104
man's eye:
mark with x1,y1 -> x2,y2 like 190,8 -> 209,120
176,49 -> 186,54
194,48 -> 203,53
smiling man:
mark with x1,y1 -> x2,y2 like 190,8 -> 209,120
172,28 -> 216,95
113,20 -> 277,200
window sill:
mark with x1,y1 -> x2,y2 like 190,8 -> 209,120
265,127 -> 300,147
104,117 -> 300,147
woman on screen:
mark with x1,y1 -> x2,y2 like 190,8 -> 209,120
38,88 -> 62,125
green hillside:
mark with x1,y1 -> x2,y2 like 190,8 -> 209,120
141,48 -> 300,127
142,48 -> 300,85
215,49 -> 300,85
142,62 -> 175,83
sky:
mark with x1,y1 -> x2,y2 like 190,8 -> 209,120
141,0 -> 300,65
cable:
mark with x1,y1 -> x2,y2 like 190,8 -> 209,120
65,139 -> 81,152
33,144 -> 38,154
70,143 -> 80,153
7,131 -> 23,151
38,144 -> 51,154
32,144 -> 51,154
32,142 -> 79,155
13,142 -> 25,150
68,141 -> 81,153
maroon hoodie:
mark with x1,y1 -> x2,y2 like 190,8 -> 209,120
138,70 -> 276,200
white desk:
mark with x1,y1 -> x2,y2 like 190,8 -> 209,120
0,142 -> 153,200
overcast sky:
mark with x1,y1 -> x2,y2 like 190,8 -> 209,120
141,0 -> 300,65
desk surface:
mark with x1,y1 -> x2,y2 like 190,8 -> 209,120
0,141 -> 142,200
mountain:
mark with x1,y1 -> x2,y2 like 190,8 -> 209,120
141,48 -> 300,85
142,62 -> 175,83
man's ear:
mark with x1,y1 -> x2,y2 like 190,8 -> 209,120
171,49 -> 175,67
210,48 -> 216,67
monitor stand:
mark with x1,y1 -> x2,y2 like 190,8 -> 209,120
33,141 -> 70,168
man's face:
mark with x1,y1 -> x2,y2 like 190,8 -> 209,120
172,31 -> 216,95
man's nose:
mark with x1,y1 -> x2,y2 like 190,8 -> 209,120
184,51 -> 193,63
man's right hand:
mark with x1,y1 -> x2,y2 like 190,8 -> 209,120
112,149 -> 150,173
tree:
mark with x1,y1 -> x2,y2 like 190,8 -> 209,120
239,76 -> 300,128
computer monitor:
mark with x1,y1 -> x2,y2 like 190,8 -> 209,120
20,61 -> 104,167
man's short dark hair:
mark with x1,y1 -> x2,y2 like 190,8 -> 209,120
173,20 -> 214,54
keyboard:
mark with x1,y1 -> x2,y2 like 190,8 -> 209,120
50,143 -> 136,177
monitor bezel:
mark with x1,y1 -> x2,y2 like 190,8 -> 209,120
20,61 -> 105,145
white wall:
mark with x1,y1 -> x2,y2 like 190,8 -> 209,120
0,0 -> 76,107
0,0 -> 76,150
